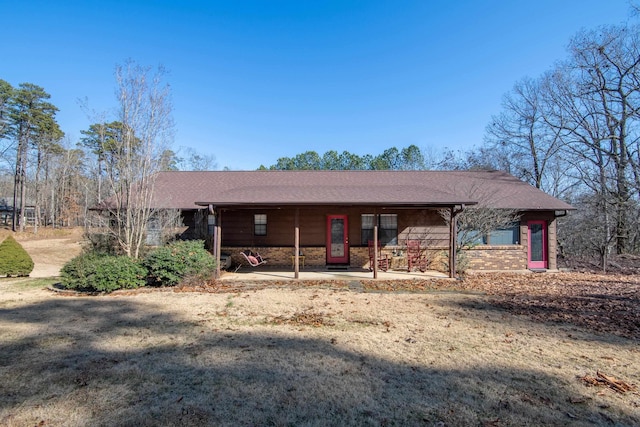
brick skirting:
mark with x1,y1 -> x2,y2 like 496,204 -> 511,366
463,245 -> 527,270
223,245 -> 527,272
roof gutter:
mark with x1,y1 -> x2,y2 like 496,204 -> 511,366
195,201 -> 479,209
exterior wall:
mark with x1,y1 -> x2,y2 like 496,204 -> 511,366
219,206 -> 447,248
225,246 -> 328,268
179,209 -> 208,240
398,210 -> 449,245
461,211 -> 558,271
211,207 -> 561,271
463,246 -> 527,271
548,216 -> 558,270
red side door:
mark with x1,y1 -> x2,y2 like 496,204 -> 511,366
326,215 -> 349,264
528,220 -> 548,269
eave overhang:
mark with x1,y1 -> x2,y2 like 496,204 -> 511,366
194,200 -> 478,209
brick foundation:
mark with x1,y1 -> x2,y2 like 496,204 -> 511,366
225,246 -> 392,269
223,245 -> 527,271
463,245 -> 527,270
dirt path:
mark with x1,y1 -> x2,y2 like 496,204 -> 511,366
12,229 -> 84,278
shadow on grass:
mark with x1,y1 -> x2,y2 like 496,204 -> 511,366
0,298 -> 637,426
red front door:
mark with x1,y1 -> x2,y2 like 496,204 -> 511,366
528,221 -> 548,269
326,215 -> 349,264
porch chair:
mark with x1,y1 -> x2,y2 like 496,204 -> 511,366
406,239 -> 428,272
368,240 -> 390,272
237,249 -> 267,271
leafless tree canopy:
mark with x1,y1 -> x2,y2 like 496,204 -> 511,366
481,18 -> 640,269
86,61 -> 176,258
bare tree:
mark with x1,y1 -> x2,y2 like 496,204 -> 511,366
546,25 -> 640,255
485,76 -> 565,193
483,19 -> 640,266
89,61 -> 175,258
178,147 -> 218,171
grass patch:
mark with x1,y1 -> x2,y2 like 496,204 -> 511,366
0,277 -> 59,290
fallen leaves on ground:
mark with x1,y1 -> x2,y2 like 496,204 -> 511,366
148,272 -> 640,340
460,273 -> 640,340
269,311 -> 335,327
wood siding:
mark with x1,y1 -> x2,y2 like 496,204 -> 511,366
219,207 -> 448,248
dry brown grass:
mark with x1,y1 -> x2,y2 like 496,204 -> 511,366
1,274 -> 639,426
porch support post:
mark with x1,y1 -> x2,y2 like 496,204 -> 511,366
213,209 -> 222,279
449,204 -> 464,279
294,208 -> 300,279
449,206 -> 456,279
373,213 -> 379,279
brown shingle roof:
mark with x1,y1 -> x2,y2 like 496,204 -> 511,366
151,170 -> 573,211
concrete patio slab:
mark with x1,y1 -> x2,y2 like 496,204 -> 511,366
219,266 -> 449,281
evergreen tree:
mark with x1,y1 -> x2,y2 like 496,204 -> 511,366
0,235 -> 34,276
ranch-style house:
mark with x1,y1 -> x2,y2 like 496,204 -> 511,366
149,170 -> 573,279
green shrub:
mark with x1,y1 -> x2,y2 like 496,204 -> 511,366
60,253 -> 147,292
143,240 -> 215,286
0,235 -> 34,277
83,232 -> 120,255
60,253 -> 95,290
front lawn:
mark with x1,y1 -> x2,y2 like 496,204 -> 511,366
0,273 -> 638,426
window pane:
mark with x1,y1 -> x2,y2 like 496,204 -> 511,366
460,230 -> 485,245
361,214 -> 375,228
361,214 -> 398,245
380,214 -> 397,245
254,214 -> 267,236
361,229 -> 374,245
379,214 -> 397,228
489,223 -> 519,245
380,228 -> 397,245
530,223 -> 544,261
361,214 -> 374,245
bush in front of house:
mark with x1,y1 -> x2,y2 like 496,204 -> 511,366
143,240 -> 215,286
60,253 -> 147,292
0,235 -> 34,277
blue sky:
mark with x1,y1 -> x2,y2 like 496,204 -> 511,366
2,0 -> 633,170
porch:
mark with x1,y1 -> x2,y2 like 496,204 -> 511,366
219,265 -> 449,281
